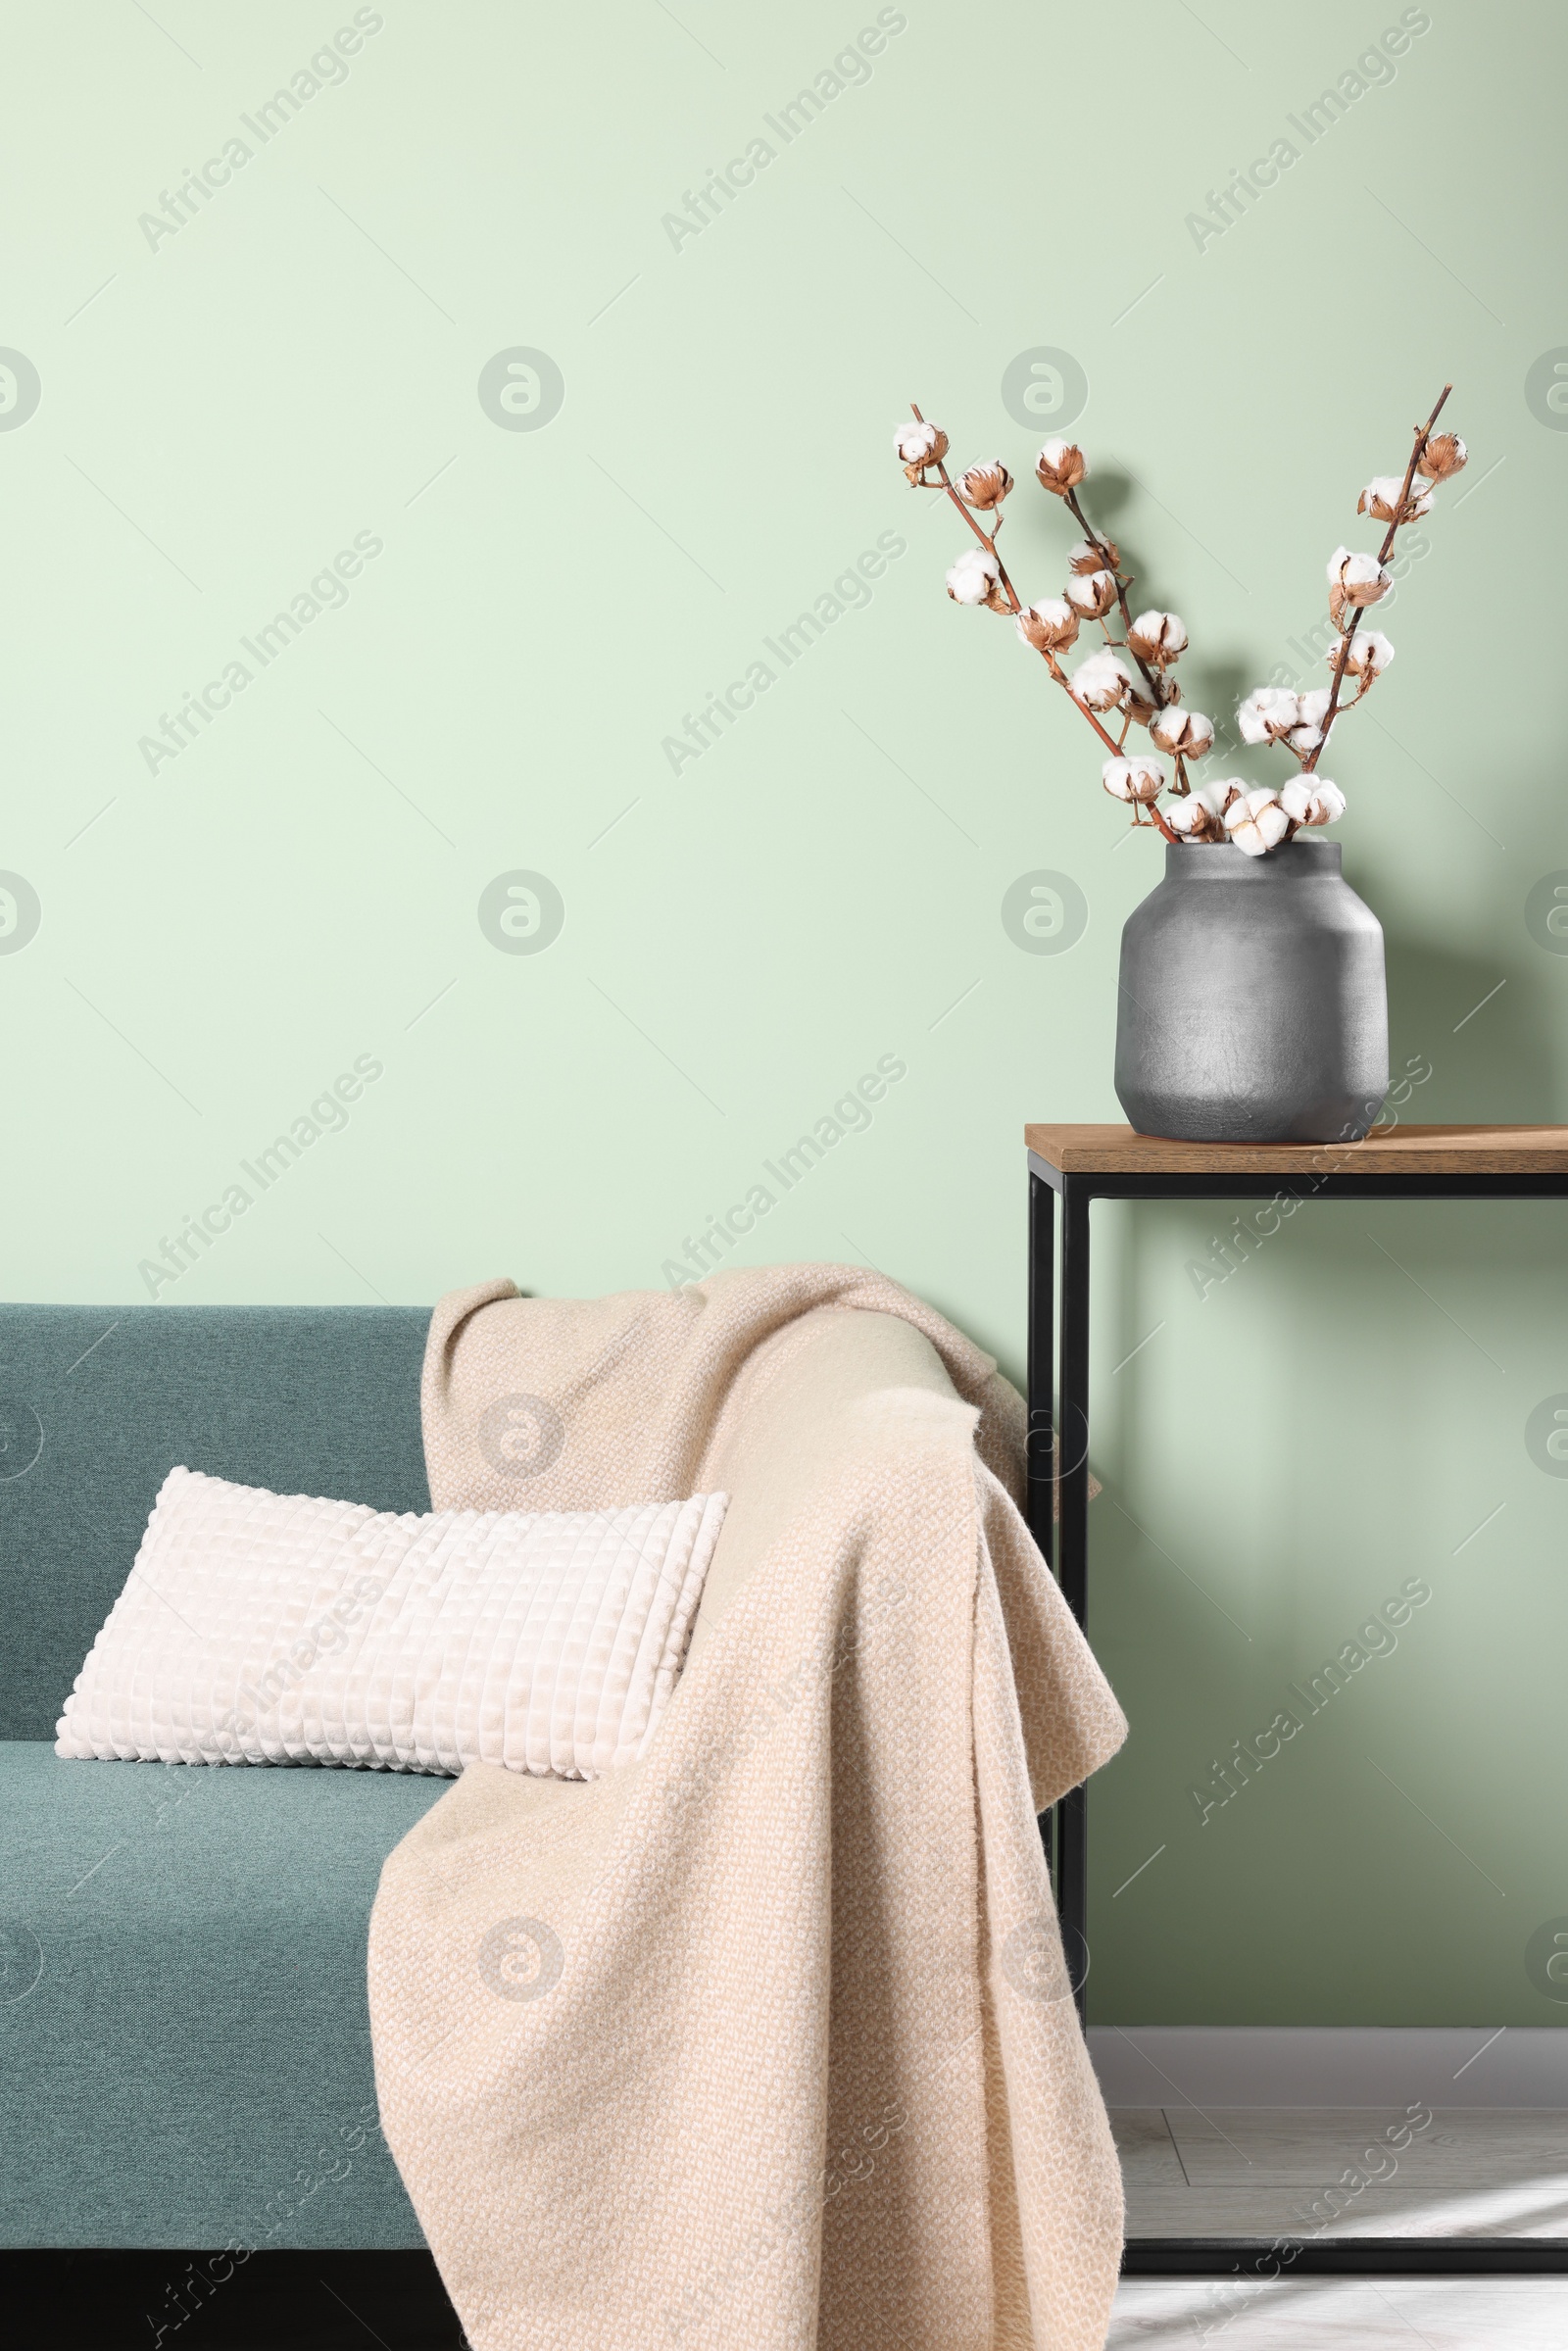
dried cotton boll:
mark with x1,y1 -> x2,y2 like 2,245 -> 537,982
1358,474 -> 1434,524
896,419 -> 949,481
1015,597 -> 1080,653
1152,707 -> 1215,757
1166,776 -> 1237,840
946,546 -> 1004,608
1416,431 -> 1467,481
1064,568 -> 1118,619
1036,437 -> 1088,494
1327,546 -> 1394,600
957,460 -> 1013,511
1071,649 -> 1136,711
1339,627 -> 1395,679
1224,787 -> 1291,857
1286,687 -> 1332,755
1102,755 -> 1166,804
1066,538 -> 1117,576
1166,796 -> 1221,839
1327,546 -> 1393,624
1127,611 -> 1189,666
1280,777 -> 1348,827
1237,686 -> 1302,746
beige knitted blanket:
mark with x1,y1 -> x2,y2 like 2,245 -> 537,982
368,1267 -> 1127,2350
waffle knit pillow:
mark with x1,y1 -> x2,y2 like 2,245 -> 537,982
55,1466 -> 726,1779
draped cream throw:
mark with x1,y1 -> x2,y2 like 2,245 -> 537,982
368,1267 -> 1127,2349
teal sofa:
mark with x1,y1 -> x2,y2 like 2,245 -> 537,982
0,1304 -> 450,2261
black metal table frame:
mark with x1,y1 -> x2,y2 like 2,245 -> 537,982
1026,1150 -> 1568,2278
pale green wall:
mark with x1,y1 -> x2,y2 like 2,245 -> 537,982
2,1 -> 1564,2024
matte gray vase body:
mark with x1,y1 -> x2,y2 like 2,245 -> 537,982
1114,839 -> 1388,1143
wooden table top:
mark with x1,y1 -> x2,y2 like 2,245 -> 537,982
1025,1123 -> 1568,1176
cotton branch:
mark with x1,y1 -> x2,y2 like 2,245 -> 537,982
1375,383 -> 1452,565
1061,484 -> 1170,716
907,401 -> 1180,839
907,404 -> 1026,612
896,382 -> 1464,859
1308,383 -> 1451,773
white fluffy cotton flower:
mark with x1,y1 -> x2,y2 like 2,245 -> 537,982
1327,545 -> 1393,622
1280,776 -> 1348,827
1066,537 -> 1115,577
1071,649 -> 1135,712
1237,686 -> 1301,746
1102,754 -> 1166,804
895,419 -> 948,473
1166,776 -> 1238,840
1286,686 -> 1332,755
1151,707 -> 1215,758
1339,627 -> 1395,679
1015,596 -> 1080,653
1358,473 -> 1434,525
1127,611 -> 1188,666
1225,787 -> 1291,857
946,546 -> 1001,607
1064,568 -> 1118,619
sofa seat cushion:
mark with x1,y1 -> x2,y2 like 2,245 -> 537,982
0,1742 -> 447,2247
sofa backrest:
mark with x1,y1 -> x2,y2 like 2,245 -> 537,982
0,1304 -> 431,1739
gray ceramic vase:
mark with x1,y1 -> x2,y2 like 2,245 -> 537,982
1114,838 -> 1388,1144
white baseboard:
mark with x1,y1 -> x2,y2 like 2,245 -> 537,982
1089,2026 -> 1568,2110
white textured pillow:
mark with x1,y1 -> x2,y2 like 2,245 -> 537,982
56,1466 -> 726,1780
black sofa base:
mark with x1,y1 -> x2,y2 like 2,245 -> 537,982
0,2250 -> 465,2350
12,2235 -> 1568,2339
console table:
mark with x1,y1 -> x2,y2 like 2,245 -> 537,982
1024,1122 -> 1568,2278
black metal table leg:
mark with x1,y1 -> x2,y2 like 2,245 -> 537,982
1056,1175 -> 1092,1628
1026,1170 -> 1054,1568
1028,1170 -> 1056,1885
1055,1175 -> 1093,2017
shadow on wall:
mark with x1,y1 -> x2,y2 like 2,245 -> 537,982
1013,461 -> 1342,777
1026,465 -> 1193,627
1383,928 -> 1556,1125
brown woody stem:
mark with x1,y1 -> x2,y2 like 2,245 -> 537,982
1040,648 -> 1122,756
1377,382 -> 1451,565
1064,485 -> 1169,710
1306,382 -> 1450,774
912,400 -> 1169,791
907,404 -> 1178,846
910,403 -> 1023,611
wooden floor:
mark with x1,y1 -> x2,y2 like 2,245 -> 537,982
1115,2106 -> 1568,2239
1110,2276 -> 1568,2345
